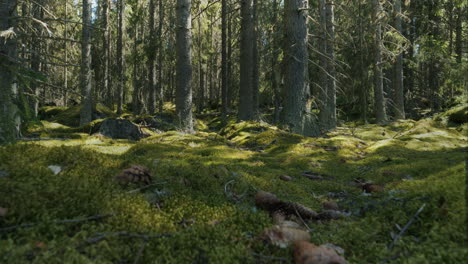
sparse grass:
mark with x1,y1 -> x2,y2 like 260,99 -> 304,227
0,109 -> 466,263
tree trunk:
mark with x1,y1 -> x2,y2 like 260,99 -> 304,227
63,0 -> 69,106
197,15 -> 205,113
0,0 -> 19,143
31,1 -> 43,116
157,0 -> 164,112
238,0 -> 254,121
271,0 -> 281,123
283,0 -> 314,135
393,0 -> 405,119
325,0 -> 337,129
251,0 -> 259,120
227,5 -> 233,110
132,26 -> 140,115
147,0 -> 156,114
318,0 -> 328,129
102,0 -> 111,107
175,0 -> 193,133
116,0 -> 124,115
221,0 -> 228,123
455,6 -> 463,63
80,0 -> 93,126
373,0 -> 387,124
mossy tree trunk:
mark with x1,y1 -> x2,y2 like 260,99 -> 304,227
0,0 -> 20,143
175,0 -> 194,133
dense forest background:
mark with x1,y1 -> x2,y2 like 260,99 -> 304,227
0,0 -> 466,141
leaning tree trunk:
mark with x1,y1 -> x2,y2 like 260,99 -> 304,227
283,0 -> 314,135
80,0 -> 93,126
0,0 -> 19,143
238,0 -> 254,121
393,0 -> 405,119
175,0 -> 193,133
373,0 -> 387,124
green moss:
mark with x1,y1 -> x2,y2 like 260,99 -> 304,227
1,116 -> 466,263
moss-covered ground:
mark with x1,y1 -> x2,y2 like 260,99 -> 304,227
1,106 -> 467,263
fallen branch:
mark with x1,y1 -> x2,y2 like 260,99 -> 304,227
0,213 -> 115,232
388,204 -> 426,250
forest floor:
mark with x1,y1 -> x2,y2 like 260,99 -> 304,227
0,105 -> 467,263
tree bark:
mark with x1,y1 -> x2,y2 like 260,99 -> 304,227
31,0 -> 43,116
455,6 -> 463,63
175,0 -> 194,133
227,4 -> 233,110
102,0 -> 111,107
251,0 -> 259,120
271,0 -> 281,124
373,0 -> 387,124
283,0 -> 316,135
238,0 -> 254,121
80,0 -> 93,126
0,0 -> 20,143
318,0 -> 328,129
147,0 -> 157,114
325,0 -> 337,129
393,0 -> 405,119
116,0 -> 124,115
221,0 -> 228,123
132,25 -> 140,115
157,0 -> 164,112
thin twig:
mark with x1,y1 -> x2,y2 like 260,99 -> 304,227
126,182 -> 168,194
388,204 -> 426,250
132,240 -> 148,264
252,252 -> 287,262
293,204 -> 312,232
85,232 -> 171,245
0,213 -> 115,232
